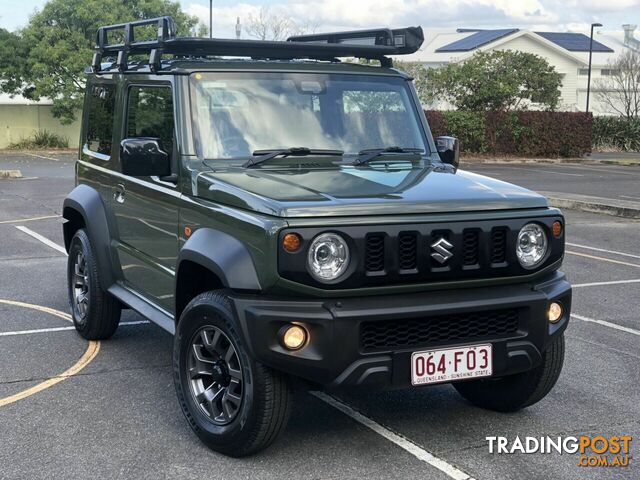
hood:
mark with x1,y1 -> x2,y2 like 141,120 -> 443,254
194,164 -> 548,218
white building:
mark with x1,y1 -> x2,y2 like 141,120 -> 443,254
402,25 -> 640,114
0,93 -> 80,149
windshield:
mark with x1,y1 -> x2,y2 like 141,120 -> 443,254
189,72 -> 429,160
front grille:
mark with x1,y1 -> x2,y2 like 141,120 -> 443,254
360,309 -> 520,352
462,230 -> 479,266
363,225 -> 513,276
365,234 -> 385,272
398,232 -> 418,270
491,228 -> 507,264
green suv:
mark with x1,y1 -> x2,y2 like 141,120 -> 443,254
63,17 -> 571,456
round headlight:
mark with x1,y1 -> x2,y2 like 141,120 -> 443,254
516,223 -> 548,268
307,233 -> 350,282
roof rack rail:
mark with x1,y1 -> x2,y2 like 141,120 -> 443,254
287,27 -> 424,55
93,16 -> 177,73
92,16 -> 424,73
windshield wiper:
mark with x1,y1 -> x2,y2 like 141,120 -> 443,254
353,146 -> 424,166
243,147 -> 344,168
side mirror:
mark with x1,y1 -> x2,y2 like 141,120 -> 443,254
120,138 -> 170,177
435,136 -> 460,170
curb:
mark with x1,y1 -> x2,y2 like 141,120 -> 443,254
462,158 -> 640,167
541,192 -> 640,219
0,170 -> 22,179
0,149 -> 76,154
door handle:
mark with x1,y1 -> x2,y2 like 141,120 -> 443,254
114,184 -> 126,204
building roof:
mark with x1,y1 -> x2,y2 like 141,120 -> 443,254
534,32 -> 614,52
435,29 -> 518,52
399,27 -> 627,67
435,29 -> 614,54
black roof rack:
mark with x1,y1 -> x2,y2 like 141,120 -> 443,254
287,27 -> 423,55
92,16 -> 424,73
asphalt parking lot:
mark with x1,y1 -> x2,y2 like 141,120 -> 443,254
466,161 -> 640,202
1,152 -> 638,479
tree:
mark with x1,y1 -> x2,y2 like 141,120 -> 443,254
393,59 -> 430,105
0,0 -> 197,124
0,29 -> 30,96
245,7 -> 317,41
423,50 -> 562,111
594,50 -> 640,120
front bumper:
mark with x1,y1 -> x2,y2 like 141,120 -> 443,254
230,271 -> 571,389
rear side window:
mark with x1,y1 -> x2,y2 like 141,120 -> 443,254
126,86 -> 174,155
86,84 -> 116,155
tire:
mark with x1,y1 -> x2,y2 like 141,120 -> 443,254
453,334 -> 565,412
67,228 -> 121,340
173,291 -> 292,457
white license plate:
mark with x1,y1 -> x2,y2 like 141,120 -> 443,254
411,344 -> 492,386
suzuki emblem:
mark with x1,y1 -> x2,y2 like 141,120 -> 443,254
431,237 -> 453,264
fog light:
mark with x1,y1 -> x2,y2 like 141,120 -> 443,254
281,324 -> 307,350
548,302 -> 563,323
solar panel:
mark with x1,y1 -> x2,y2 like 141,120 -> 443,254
535,32 -> 614,52
436,29 -> 518,52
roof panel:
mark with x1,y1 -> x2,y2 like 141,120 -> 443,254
435,29 -> 518,52
535,32 -> 614,52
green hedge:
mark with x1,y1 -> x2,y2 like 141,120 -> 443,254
425,110 -> 593,157
593,117 -> 640,151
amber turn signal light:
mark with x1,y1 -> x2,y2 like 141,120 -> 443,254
282,233 -> 302,252
552,221 -> 562,238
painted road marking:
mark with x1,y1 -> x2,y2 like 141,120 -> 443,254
0,342 -> 100,408
15,225 -> 67,255
572,313 -> 640,337
21,152 -> 63,162
529,169 -> 584,177
560,164 -> 640,177
0,299 -> 72,322
484,165 -> 584,176
0,320 -> 150,337
0,214 -> 59,225
566,250 -> 640,269
566,242 -> 640,260
0,300 -> 99,408
311,391 -> 475,480
573,279 -> 640,288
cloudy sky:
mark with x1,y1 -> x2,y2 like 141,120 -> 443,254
1,0 -> 639,36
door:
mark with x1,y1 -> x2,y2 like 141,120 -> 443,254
112,83 -> 180,312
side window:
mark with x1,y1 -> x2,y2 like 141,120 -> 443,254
86,84 -> 116,156
126,86 -> 175,155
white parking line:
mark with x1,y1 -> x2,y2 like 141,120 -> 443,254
567,250 -> 640,268
21,152 -> 62,162
0,321 -> 150,337
0,215 -> 59,225
573,279 -> 640,288
311,391 -> 475,480
14,225 -> 67,255
572,314 -> 640,336
562,164 -> 640,176
566,242 -> 640,260
531,169 -> 584,177
487,165 -> 584,176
